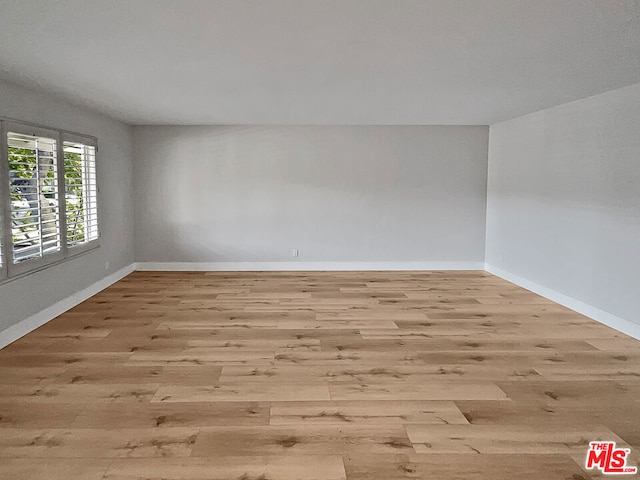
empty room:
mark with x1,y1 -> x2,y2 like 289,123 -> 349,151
0,1 -> 639,479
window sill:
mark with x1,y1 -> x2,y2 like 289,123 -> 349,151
0,242 -> 101,286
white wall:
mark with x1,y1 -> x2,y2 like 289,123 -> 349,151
134,125 -> 488,267
486,83 -> 640,326
0,80 -> 135,332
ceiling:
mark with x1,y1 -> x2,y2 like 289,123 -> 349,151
0,0 -> 639,125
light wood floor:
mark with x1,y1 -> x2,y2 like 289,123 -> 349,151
1,271 -> 639,479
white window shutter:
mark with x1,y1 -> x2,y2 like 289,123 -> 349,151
7,130 -> 62,269
63,140 -> 99,248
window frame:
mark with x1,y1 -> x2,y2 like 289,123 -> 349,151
0,118 -> 100,283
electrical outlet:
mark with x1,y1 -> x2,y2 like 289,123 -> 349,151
292,249 -> 299,257
105,261 -> 110,271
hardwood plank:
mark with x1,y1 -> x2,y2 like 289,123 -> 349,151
126,350 -> 274,366
191,425 -> 413,456
221,364 -> 542,383
103,456 -> 347,480
343,453 -> 591,480
0,383 -> 160,403
0,459 -> 111,480
0,403 -> 81,428
329,380 -> 508,401
0,427 -> 198,458
405,424 -> 626,454
0,366 -> 68,385
72,402 -> 269,428
153,383 -> 331,402
270,400 -> 468,425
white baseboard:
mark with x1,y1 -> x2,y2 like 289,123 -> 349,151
0,263 -> 136,349
485,263 -> 640,340
135,261 -> 485,272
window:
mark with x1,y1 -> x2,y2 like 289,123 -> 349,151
0,120 -> 99,280
8,130 -> 61,267
63,136 -> 99,248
